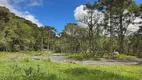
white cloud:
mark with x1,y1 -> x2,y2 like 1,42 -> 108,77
10,0 -> 24,4
74,5 -> 104,27
128,24 -> 139,32
28,0 -> 43,6
0,0 -> 43,27
133,17 -> 142,23
74,5 -> 88,27
74,5 -> 142,34
127,17 -> 142,34
77,22 -> 88,27
74,5 -> 87,21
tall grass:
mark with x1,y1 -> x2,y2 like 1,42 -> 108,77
0,60 -> 142,80
68,53 -> 137,60
0,52 -> 141,80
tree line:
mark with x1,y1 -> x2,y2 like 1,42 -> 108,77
0,6 -> 57,52
0,0 -> 142,58
55,0 -> 142,58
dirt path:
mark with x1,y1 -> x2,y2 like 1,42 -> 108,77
1,53 -> 141,65
49,54 -> 142,65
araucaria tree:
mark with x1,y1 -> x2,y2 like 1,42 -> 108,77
75,3 -> 104,55
100,0 -> 142,53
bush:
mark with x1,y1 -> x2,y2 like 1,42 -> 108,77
47,58 -> 51,62
22,58 -> 30,62
22,65 -> 45,80
34,53 -> 43,56
8,64 -> 58,80
68,53 -> 102,60
93,58 -> 102,61
68,54 -> 84,60
114,54 -> 136,59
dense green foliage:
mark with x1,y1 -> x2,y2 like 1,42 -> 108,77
0,0 -> 142,58
54,0 -> 142,58
0,6 -> 57,52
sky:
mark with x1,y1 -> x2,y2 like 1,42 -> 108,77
0,0 -> 142,33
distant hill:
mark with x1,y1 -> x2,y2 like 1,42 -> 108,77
0,6 -> 44,52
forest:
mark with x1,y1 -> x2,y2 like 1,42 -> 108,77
1,0 -> 142,58
0,0 -> 142,80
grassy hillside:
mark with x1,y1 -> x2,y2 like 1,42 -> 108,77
0,6 -> 57,52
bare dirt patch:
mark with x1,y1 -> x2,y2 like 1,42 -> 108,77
49,54 -> 142,65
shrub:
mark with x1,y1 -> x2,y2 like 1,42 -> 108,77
22,65 -> 45,80
22,58 -> 30,62
34,53 -> 43,56
47,58 -> 51,62
114,54 -> 136,59
68,54 -> 83,60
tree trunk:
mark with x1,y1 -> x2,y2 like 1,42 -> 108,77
41,38 -> 43,50
109,8 -> 113,57
89,27 -> 94,55
119,0 -> 124,53
119,12 -> 124,53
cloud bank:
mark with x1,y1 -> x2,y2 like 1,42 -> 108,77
0,0 -> 43,27
74,5 -> 141,33
74,5 -> 88,27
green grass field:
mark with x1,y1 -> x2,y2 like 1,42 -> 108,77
0,52 -> 142,80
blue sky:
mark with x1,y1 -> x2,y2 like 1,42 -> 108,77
28,0 -> 94,32
0,0 -> 142,33
135,0 -> 142,4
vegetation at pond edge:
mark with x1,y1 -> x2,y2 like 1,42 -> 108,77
68,53 -> 136,60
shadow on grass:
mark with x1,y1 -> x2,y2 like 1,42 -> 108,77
39,73 -> 57,80
63,67 -> 138,80
0,73 -> 57,80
